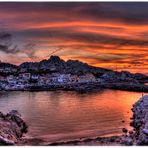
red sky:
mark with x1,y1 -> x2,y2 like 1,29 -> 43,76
0,2 -> 148,74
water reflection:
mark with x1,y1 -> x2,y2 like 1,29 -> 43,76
0,89 -> 143,142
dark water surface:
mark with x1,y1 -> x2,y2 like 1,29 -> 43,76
0,89 -> 144,142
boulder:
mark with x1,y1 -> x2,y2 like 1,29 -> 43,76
131,95 -> 148,145
122,128 -> 128,133
121,137 -> 133,146
0,110 -> 27,145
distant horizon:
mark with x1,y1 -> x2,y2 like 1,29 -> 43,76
0,2 -> 147,74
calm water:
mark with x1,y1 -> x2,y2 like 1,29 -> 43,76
0,89 -> 145,142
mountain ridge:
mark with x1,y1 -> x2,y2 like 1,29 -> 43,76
0,56 -> 147,80
0,56 -> 112,75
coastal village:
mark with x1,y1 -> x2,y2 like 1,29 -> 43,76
0,72 -> 97,90
0,56 -> 147,91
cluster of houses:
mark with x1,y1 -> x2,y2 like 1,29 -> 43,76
0,66 -> 17,74
0,69 -> 142,91
0,72 -> 97,90
0,56 -> 146,91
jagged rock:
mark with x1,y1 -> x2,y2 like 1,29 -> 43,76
142,128 -> 148,136
19,56 -> 111,75
129,130 -> 133,135
121,137 -> 133,145
131,95 -> 148,145
0,110 -> 27,145
122,128 -> 128,133
0,136 -> 15,145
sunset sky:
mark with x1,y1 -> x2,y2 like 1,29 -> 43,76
0,2 -> 148,74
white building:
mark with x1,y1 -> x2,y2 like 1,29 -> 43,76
31,74 -> 39,80
46,73 -> 71,84
57,74 -> 70,83
7,75 -> 17,84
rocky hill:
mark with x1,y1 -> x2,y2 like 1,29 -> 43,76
19,56 -> 112,75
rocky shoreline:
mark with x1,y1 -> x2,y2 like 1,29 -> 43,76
1,82 -> 148,93
100,82 -> 148,92
130,95 -> 148,145
0,110 -> 27,145
1,95 -> 148,146
17,135 -> 123,146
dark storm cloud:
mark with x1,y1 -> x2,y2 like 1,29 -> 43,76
83,53 -> 147,63
18,28 -> 148,47
72,2 -> 148,24
0,32 -> 37,59
0,32 -> 19,54
0,2 -> 148,25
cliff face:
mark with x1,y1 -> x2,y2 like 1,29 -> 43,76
0,110 -> 27,145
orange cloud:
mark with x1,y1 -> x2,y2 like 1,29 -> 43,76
0,2 -> 148,74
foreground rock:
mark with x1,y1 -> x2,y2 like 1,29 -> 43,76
0,110 -> 28,145
131,95 -> 148,145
